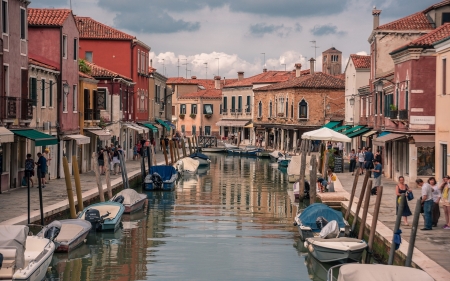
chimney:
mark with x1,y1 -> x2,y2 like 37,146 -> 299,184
309,58 -> 315,75
214,76 -> 221,89
372,7 -> 382,29
191,76 -> 197,79
295,63 -> 302,77
263,68 -> 267,72
238,71 -> 244,81
150,59 -> 153,67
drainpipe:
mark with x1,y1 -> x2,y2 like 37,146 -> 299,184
56,26 -> 63,178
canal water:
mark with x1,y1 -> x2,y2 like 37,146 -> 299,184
45,154 -> 327,281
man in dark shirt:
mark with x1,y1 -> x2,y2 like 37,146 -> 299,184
364,148 -> 374,177
36,152 -> 47,188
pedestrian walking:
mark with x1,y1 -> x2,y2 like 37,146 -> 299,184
417,178 -> 433,230
98,149 -> 105,175
429,177 -> 441,227
364,148 -> 374,177
441,175 -> 450,229
25,154 -> 35,187
395,176 -> 412,225
357,148 -> 365,175
371,159 -> 382,194
35,152 -> 47,188
349,149 -> 357,175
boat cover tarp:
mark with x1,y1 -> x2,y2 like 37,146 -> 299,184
147,166 -> 177,181
178,158 -> 200,173
0,225 -> 28,268
319,220 -> 340,238
307,238 -> 367,251
190,152 -> 210,161
337,264 -> 434,281
299,203 -> 346,231
112,189 -> 146,206
287,156 -> 301,176
270,150 -> 281,158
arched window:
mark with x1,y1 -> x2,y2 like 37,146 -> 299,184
298,99 -> 308,119
285,98 -> 289,117
291,102 -> 294,119
258,101 -> 262,117
269,100 -> 273,117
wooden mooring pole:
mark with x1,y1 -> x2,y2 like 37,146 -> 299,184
103,152 -> 113,199
187,138 -> 193,155
309,154 -> 317,204
162,141 -> 169,165
345,172 -> 360,221
299,139 -> 307,201
92,152 -> 105,202
72,155 -> 84,212
169,140 -> 175,164
351,171 -> 370,235
388,193 -> 406,265
181,139 -> 187,157
405,198 -> 422,267
63,156 -> 77,218
365,186 -> 383,263
358,180 -> 372,240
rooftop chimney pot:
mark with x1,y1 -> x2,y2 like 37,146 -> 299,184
214,76 -> 221,89
237,71 -> 244,81
309,58 -> 315,75
372,7 -> 382,29
295,63 -> 302,77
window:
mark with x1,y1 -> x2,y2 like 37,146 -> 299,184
191,104 -> 197,114
20,8 -> 26,39
278,97 -> 284,114
269,100 -> 272,117
384,94 -> 393,115
405,81 -> 409,110
223,96 -> 227,112
443,58 -> 447,95
291,102 -> 294,118
29,77 -> 37,105
231,96 -> 236,112
97,88 -> 107,110
203,104 -> 213,114
137,50 -> 140,73
85,51 -> 93,62
443,13 -> 450,25
331,55 -> 339,62
442,144 -> 448,177
73,38 -> 78,60
73,85 -> 77,112
285,98 -> 288,117
192,125 -> 196,136
41,79 -> 45,107
238,96 -> 242,112
205,126 -> 211,136
2,1 -> 7,34
374,91 -> 377,114
62,35 -> 67,59
49,80 -> 53,107
258,101 -> 262,117
323,55 -> 327,62
246,96 -> 251,112
181,125 -> 185,134
395,84 -> 399,108
180,104 -> 186,114
299,99 -> 308,119
63,87 -> 68,112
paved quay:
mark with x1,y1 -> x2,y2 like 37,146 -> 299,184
0,151 -> 172,225
319,171 -> 449,281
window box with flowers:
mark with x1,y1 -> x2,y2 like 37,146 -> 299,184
277,112 -> 284,117
204,114 -> 212,118
179,114 -> 185,119
190,113 -> 196,119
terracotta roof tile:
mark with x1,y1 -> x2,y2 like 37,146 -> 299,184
392,23 -> 450,53
148,67 -> 157,74
29,54 -> 59,71
85,61 -> 132,81
167,77 -> 238,89
179,89 -> 222,100
223,70 -> 310,88
424,0 -> 450,13
75,16 -> 135,40
28,8 -> 72,27
255,72 -> 345,91
376,11 -> 433,31
334,73 -> 345,81
350,54 -> 371,69
79,71 -> 96,80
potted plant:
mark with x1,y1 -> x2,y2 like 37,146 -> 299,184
277,112 -> 284,117
205,114 -> 212,118
190,113 -> 196,119
179,114 -> 185,119
389,104 -> 398,119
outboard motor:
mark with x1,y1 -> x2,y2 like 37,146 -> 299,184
113,195 -> 125,204
151,172 -> 164,190
316,216 -> 329,230
85,208 -> 102,231
44,221 -> 62,241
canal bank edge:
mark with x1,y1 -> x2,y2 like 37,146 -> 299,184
317,176 -> 448,281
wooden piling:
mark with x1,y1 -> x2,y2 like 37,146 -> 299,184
299,139 -> 307,201
194,135 -> 199,152
169,140 -> 175,164
175,141 -> 181,160
345,172 -> 360,220
366,186 -> 383,263
147,146 -> 152,169
181,139 -> 187,157
72,155 -> 84,212
405,198 -> 422,267
388,193 -> 406,265
92,152 -> 105,202
309,154 -> 317,204
103,152 -> 113,199
63,156 -> 77,218
118,151 -> 129,189
351,171 -> 371,234
358,180 -> 372,240
162,141 -> 169,165
187,138 -> 193,155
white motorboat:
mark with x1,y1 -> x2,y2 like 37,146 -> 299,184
0,225 -> 55,281
328,264 -> 434,281
111,189 -> 147,213
269,150 -> 282,161
201,146 -> 226,153
176,157 -> 200,175
189,152 -> 211,166
38,219 -> 91,252
305,237 -> 367,263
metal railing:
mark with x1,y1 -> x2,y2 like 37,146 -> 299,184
0,97 -> 35,120
389,110 -> 398,119
21,98 -> 34,120
84,109 -> 93,121
398,110 -> 408,120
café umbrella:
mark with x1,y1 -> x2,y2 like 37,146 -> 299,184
301,127 -> 351,142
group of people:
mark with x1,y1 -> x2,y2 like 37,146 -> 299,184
24,149 -> 51,188
348,147 -> 382,177
133,138 -> 156,160
97,144 -> 124,175
317,168 -> 337,193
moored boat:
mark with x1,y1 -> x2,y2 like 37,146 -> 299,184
78,201 -> 125,232
241,145 -> 263,156
277,155 -> 291,167
305,237 -> 367,263
144,165 -> 178,191
38,219 -> 91,252
269,150 -> 282,161
202,146 -> 226,153
0,225 -> 55,281
111,189 -> 147,213
328,264 -> 434,281
189,152 -> 211,166
176,157 -> 200,175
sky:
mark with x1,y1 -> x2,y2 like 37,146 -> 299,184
31,0 -> 440,79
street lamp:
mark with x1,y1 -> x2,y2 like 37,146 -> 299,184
63,82 -> 69,95
349,96 -> 355,106
375,80 -> 384,92
326,104 -> 330,111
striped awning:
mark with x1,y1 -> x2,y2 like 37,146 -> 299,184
156,119 -> 171,131
12,129 -> 58,146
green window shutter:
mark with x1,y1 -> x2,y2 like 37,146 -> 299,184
29,78 -> 37,106
49,81 -> 53,107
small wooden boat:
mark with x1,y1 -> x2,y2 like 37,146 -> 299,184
256,151 -> 270,158
144,166 -> 178,191
305,237 -> 367,263
38,219 -> 91,252
0,225 -> 55,281
78,201 -> 125,232
111,189 -> 147,213
189,152 -> 211,166
328,264 -> 434,281
293,180 -> 310,199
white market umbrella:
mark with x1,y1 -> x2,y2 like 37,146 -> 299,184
301,127 -> 351,142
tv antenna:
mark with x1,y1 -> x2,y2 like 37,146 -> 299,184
204,62 -> 208,79
310,40 -> 319,62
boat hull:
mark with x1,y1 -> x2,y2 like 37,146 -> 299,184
278,159 -> 290,167
55,230 -> 89,253
191,157 -> 210,166
202,147 -> 225,153
307,242 -> 366,263
78,202 -> 125,232
12,239 -> 55,281
145,180 -> 176,191
124,197 -> 147,213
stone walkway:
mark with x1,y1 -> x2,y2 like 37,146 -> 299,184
0,151 -> 173,224
335,171 -> 450,280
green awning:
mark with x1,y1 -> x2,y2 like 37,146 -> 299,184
12,129 -> 58,146
323,121 -> 340,129
141,123 -> 158,133
333,125 -> 351,132
156,119 -> 171,131
342,125 -> 364,135
346,128 -> 371,138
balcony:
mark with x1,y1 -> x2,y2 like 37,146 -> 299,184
84,109 -> 93,121
222,109 -> 228,116
21,99 -> 34,121
245,110 -> 251,116
398,110 -> 408,121
0,96 -> 18,120
389,110 -> 398,119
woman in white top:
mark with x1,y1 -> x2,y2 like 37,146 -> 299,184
429,177 -> 441,227
357,148 -> 365,175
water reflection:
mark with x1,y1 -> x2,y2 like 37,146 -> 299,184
47,155 -> 318,280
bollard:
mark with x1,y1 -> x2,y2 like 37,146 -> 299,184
388,193 -> 406,265
187,138 -> 193,155
63,157 -> 77,218
169,140 -> 175,164
351,171 -> 371,234
182,139 -> 187,157
366,186 -> 383,263
103,152 -> 113,199
345,172 -> 360,220
72,155 -> 84,212
358,180 -> 372,240
405,198 -> 422,267
92,152 -> 105,202
162,141 -> 169,165
309,154 -> 317,204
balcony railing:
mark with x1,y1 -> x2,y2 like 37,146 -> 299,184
1,96 -> 18,119
84,109 -> 93,121
21,98 -> 34,120
398,110 -> 408,120
94,109 -> 101,121
389,110 -> 398,119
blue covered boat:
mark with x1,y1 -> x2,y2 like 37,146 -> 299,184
241,145 -> 263,156
78,201 -> 125,232
277,155 -> 291,167
189,152 -> 211,166
294,203 -> 350,240
144,166 -> 178,191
